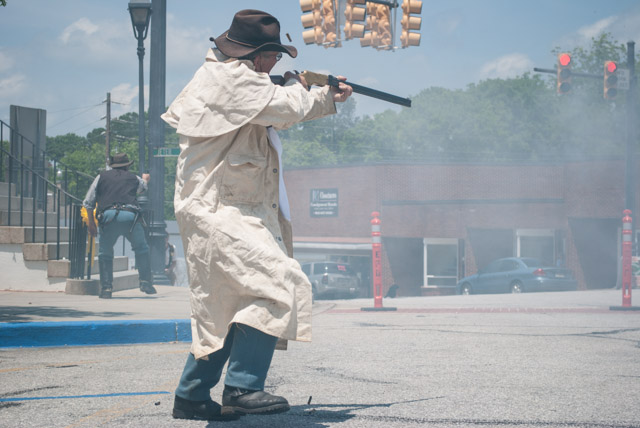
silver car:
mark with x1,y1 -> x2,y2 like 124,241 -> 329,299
301,261 -> 359,299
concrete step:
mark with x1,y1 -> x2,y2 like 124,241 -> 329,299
0,195 -> 35,211
47,255 -> 129,278
22,242 -> 70,260
0,210 -> 59,226
2,243 -> 68,292
65,270 -> 140,295
0,182 -> 17,196
0,226 -> 71,244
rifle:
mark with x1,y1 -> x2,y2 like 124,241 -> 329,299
270,70 -> 411,108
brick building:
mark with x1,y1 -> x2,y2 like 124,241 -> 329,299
285,159 -> 633,297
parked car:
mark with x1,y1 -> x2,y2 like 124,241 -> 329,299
456,257 -> 577,295
301,261 -> 360,299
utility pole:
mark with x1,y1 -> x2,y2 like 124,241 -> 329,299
105,92 -> 111,168
103,93 -> 127,169
625,41 -> 637,248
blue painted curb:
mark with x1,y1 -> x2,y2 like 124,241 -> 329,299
0,319 -> 191,348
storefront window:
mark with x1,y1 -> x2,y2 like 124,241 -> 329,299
423,239 -> 458,288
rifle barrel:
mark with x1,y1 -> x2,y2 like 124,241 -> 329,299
270,74 -> 412,108
329,76 -> 412,107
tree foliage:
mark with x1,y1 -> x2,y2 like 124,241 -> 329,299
45,111 -> 178,219
280,32 -> 639,166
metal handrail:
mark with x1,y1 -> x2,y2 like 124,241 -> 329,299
0,120 -> 92,279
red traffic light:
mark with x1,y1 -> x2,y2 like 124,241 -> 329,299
604,60 -> 618,99
557,53 -> 572,94
558,53 -> 571,67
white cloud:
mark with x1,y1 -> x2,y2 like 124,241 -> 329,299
60,17 -> 99,43
611,9 -> 640,45
0,74 -> 27,98
555,9 -> 640,50
479,53 -> 533,80
111,83 -> 138,105
0,51 -> 15,72
110,82 -> 149,116
166,13 -> 211,68
577,16 -> 617,41
51,17 -> 133,68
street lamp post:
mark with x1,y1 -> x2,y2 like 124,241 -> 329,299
128,1 -> 152,174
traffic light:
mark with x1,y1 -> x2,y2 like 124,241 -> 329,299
604,60 -> 618,100
321,0 -> 339,46
400,0 -> 422,48
376,4 -> 392,49
300,0 -> 323,45
360,2 -> 379,48
556,53 -> 572,94
343,0 -> 366,40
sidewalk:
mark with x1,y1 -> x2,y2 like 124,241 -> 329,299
0,286 -> 192,347
0,287 -> 637,348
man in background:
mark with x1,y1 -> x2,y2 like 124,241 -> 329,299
83,153 -> 156,298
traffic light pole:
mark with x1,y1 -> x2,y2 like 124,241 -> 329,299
624,41 -> 636,240
533,67 -> 601,80
535,41 -> 638,251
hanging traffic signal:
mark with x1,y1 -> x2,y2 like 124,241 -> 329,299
604,60 -> 618,99
321,0 -> 339,47
343,0 -> 366,40
376,4 -> 392,49
300,0 -> 323,45
556,53 -> 572,94
400,0 -> 422,48
360,2 -> 379,48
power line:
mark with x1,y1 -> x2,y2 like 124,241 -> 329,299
49,103 -> 103,113
48,103 -> 103,130
69,118 -> 104,135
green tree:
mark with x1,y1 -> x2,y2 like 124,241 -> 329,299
281,32 -> 637,166
46,133 -> 90,162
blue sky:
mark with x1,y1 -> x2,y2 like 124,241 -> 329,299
1,0 -> 639,137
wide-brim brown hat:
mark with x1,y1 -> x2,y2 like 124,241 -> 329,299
110,153 -> 133,168
211,9 -> 297,59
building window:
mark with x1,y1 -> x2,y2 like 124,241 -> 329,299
423,238 -> 459,288
516,229 -> 554,266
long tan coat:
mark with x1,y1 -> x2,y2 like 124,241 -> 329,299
162,49 -> 336,359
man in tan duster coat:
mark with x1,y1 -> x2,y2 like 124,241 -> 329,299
162,10 -> 352,421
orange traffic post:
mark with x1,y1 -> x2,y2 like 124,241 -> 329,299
362,211 -> 396,312
611,210 -> 640,311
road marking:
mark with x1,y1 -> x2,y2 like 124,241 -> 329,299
0,391 -> 170,402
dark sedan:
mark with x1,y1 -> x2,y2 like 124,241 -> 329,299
456,257 -> 577,295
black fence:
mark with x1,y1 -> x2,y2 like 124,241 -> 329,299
0,119 -> 92,278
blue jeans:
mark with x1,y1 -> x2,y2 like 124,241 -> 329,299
98,209 -> 149,259
175,323 -> 278,401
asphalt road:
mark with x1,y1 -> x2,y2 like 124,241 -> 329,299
1,290 -> 640,427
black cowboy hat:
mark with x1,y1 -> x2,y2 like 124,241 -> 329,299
211,9 -> 297,59
109,153 -> 134,168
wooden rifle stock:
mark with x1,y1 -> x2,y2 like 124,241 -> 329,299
270,70 -> 411,108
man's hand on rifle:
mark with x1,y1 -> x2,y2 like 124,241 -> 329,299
330,75 -> 352,103
282,72 -> 352,103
